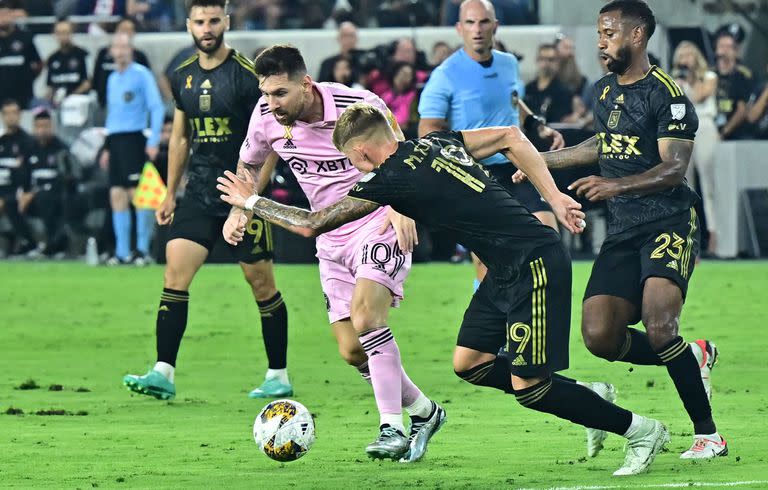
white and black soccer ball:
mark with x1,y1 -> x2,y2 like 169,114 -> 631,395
253,399 -> 315,462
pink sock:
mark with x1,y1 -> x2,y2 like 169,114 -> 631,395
359,327 -> 403,415
356,360 -> 422,407
400,366 -> 423,407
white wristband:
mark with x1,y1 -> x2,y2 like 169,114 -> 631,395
244,194 -> 261,211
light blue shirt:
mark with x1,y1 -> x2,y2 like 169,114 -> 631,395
105,62 -> 164,147
418,49 -> 525,165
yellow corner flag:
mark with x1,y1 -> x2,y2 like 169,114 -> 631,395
132,162 -> 167,210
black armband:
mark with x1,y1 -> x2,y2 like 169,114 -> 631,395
523,114 -> 546,133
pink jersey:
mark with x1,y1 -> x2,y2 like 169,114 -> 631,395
239,82 -> 397,253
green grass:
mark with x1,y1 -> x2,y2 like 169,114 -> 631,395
1,261 -> 767,489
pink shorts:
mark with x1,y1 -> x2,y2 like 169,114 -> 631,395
317,220 -> 412,324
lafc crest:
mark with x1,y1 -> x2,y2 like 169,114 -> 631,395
607,110 -> 621,129
199,79 -> 212,112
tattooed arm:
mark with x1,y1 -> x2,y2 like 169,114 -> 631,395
217,169 -> 380,237
542,135 -> 599,169
569,138 -> 692,201
252,197 -> 380,237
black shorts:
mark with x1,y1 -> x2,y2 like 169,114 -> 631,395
107,131 -> 145,188
167,203 -> 274,263
584,208 -> 700,323
457,243 -> 572,377
486,163 -> 552,214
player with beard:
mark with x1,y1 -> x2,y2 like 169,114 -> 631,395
123,0 -> 294,401
514,0 -> 726,459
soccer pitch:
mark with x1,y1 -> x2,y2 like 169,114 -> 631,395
2,261 -> 767,489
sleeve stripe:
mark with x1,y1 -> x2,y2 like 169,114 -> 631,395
174,54 -> 199,72
658,136 -> 695,142
655,68 -> 684,96
652,69 -> 683,97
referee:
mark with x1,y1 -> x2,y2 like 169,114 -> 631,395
102,32 -> 164,265
418,0 -> 564,287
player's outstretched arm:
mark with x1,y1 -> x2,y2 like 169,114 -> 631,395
569,138 -> 692,201
217,170 -> 380,237
511,135 -> 599,184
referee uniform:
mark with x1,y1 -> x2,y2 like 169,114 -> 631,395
418,48 -> 549,213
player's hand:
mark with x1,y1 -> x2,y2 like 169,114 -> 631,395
145,146 -> 159,162
549,192 -> 586,234
99,149 -> 110,170
568,175 -> 622,201
17,192 -> 34,214
511,169 -> 528,184
223,210 -> 249,246
155,194 -> 176,225
538,126 -> 565,150
381,208 -> 418,253
217,170 -> 253,210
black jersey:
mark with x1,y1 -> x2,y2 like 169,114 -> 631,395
348,131 -> 560,282
170,49 -> 261,216
24,137 -> 69,193
0,27 -> 41,108
592,66 -> 700,235
46,46 -> 88,95
0,129 -> 32,196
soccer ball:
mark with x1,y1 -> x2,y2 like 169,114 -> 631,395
253,399 -> 315,462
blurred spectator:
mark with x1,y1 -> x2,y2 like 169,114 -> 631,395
672,41 -> 719,256
0,2 -> 42,109
157,44 -> 195,102
429,40 -> 453,69
366,38 -> 428,96
230,0 -> 282,30
45,19 -> 90,106
714,31 -> 753,140
19,110 -> 73,257
92,17 -> 151,109
377,0 -> 436,27
380,61 -> 418,137
0,98 -> 36,255
554,34 -> 588,95
77,0 -> 127,34
316,21 -> 364,83
747,63 -> 768,140
524,43 -> 574,124
102,32 -> 163,265
328,57 -> 363,89
126,0 -> 175,31
442,0 -> 535,25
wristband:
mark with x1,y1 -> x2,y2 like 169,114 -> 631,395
523,114 -> 546,133
244,194 -> 261,211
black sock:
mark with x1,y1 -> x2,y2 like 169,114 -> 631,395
456,357 -> 514,394
617,328 -> 664,365
656,336 -> 716,434
155,288 -> 189,367
515,376 -> 633,435
258,291 -> 288,370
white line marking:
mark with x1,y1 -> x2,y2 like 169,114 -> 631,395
518,481 -> 768,490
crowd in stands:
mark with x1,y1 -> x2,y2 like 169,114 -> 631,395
1,0 -> 767,262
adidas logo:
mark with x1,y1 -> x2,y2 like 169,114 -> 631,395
369,350 -> 382,357
666,260 -> 679,271
159,305 -> 169,312
615,94 -> 625,104
283,139 -> 296,149
511,355 -> 527,366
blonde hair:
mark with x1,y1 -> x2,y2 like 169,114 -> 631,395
332,102 -> 390,152
673,41 -> 709,82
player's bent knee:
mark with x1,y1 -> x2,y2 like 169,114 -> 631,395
581,323 -> 622,361
642,318 -> 679,350
338,343 -> 366,366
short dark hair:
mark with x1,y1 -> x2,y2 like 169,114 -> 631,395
254,45 -> 307,79
1,98 -> 20,110
600,0 -> 656,40
34,109 -> 52,121
537,43 -> 557,54
185,0 -> 227,13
